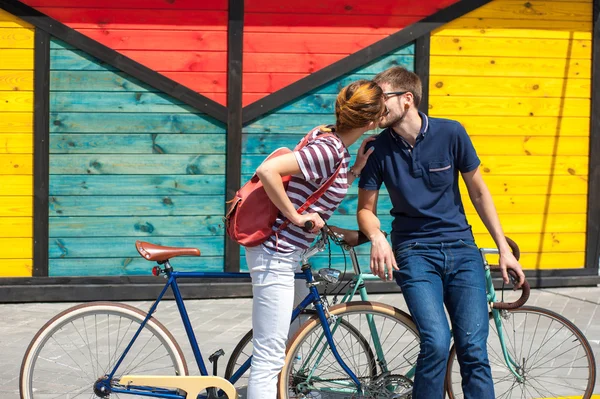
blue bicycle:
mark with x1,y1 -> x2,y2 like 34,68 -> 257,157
19,225 -> 420,399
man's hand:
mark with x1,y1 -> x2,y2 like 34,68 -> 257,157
369,232 -> 398,281
499,251 -> 526,289
353,136 -> 376,172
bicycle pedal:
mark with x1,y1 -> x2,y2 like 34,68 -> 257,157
209,349 -> 225,363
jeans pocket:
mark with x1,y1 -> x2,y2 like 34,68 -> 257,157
458,239 -> 479,249
394,242 -> 419,258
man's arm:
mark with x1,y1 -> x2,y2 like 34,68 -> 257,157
462,167 -> 525,287
357,188 -> 397,280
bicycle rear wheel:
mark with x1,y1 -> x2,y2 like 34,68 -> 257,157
20,302 -> 188,399
224,310 -> 371,393
445,305 -> 596,399
279,301 -> 420,399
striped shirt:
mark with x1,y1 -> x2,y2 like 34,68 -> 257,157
264,126 -> 350,253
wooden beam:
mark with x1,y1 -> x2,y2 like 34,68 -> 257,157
224,0 -> 244,273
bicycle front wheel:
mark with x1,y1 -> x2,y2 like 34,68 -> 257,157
445,305 -> 596,399
279,301 -> 420,399
20,302 -> 188,399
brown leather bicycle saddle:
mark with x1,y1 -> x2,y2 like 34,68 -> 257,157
136,240 -> 201,262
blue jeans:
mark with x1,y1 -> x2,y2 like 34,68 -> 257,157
393,240 -> 494,399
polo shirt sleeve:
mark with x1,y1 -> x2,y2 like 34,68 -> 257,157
358,142 -> 383,190
294,137 -> 344,182
455,123 -> 480,173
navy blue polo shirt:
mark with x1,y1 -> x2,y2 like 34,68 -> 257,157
359,112 -> 480,246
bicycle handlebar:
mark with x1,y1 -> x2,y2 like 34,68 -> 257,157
485,236 -> 530,310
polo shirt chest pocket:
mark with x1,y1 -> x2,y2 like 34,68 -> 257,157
428,160 -> 453,187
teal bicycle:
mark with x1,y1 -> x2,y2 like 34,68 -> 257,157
226,229 -> 596,399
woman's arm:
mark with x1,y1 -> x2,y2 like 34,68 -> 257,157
256,152 -> 324,232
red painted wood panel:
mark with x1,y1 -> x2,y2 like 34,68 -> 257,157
243,0 -> 458,105
22,0 -> 459,106
20,0 -> 229,103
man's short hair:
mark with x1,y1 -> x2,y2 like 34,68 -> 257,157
374,67 -> 422,107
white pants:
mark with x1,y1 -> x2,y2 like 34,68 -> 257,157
245,244 -> 309,399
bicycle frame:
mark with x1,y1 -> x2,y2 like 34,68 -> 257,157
103,258 -> 364,397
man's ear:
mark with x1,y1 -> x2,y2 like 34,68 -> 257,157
405,91 -> 415,107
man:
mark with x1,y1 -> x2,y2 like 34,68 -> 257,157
357,66 -> 526,399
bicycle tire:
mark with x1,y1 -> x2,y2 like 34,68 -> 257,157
445,305 -> 597,399
20,301 -> 188,399
224,310 -> 376,392
278,301 -> 420,399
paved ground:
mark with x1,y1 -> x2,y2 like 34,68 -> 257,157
2,286 -> 599,398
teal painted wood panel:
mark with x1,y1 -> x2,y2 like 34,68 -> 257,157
243,114 -> 337,134
49,216 -> 224,237
49,257 -> 225,276
51,49 -> 118,71
49,175 -> 226,196
50,155 -> 225,175
51,71 -> 158,92
49,236 -> 224,258
49,38 -> 227,276
51,92 -> 198,113
50,112 -> 225,133
49,196 -> 224,216
50,134 -> 226,154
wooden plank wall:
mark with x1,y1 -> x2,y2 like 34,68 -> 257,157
0,10 -> 34,277
242,0 -> 457,106
20,0 -> 228,104
240,46 -> 415,270
429,0 -> 592,269
48,38 -> 227,276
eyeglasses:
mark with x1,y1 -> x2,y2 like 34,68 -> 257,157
383,91 -> 408,100
380,105 -> 390,117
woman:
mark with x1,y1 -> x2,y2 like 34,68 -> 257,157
245,79 -> 385,398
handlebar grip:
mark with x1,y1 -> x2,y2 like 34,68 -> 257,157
506,236 -> 520,260
304,221 -> 315,231
492,268 -> 530,310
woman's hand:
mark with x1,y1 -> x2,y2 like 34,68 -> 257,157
353,136 -> 376,172
292,213 -> 325,234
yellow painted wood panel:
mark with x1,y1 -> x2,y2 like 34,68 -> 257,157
431,36 -> 591,59
485,252 -> 584,269
429,96 -> 590,117
0,197 -> 32,216
0,49 -> 34,69
459,116 -> 589,137
0,70 -> 34,91
462,194 -> 586,214
0,12 -> 34,277
478,155 -> 588,176
430,76 -> 590,98
459,175 -> 588,195
435,18 -> 591,40
0,134 -> 33,154
430,57 -> 590,78
0,91 -> 33,112
0,259 -> 32,277
469,213 -> 586,234
0,28 -> 34,49
0,10 -> 33,29
0,238 -> 32,258
0,176 -> 33,196
0,217 -> 32,237
0,154 -> 33,174
0,112 -> 33,133
462,1 -> 591,22
473,232 -> 586,253
470,136 -> 589,156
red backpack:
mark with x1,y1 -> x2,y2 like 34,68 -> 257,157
224,129 -> 343,247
